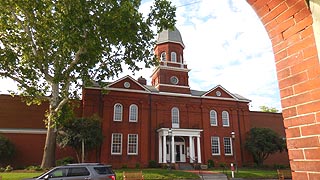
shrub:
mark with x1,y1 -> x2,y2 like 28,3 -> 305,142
135,163 -> 140,169
26,165 -> 43,171
122,164 -> 128,169
148,160 -> 158,168
56,156 -> 75,166
207,159 -> 214,168
0,135 -> 15,163
5,165 -> 13,172
0,167 -> 5,172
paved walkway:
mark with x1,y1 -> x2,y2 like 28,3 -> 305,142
199,173 -> 228,180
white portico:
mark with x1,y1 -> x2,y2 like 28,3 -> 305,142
157,128 -> 203,164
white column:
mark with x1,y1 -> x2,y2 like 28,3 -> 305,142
159,134 -> 162,163
189,136 -> 194,163
171,135 -> 175,163
197,136 -> 201,163
163,135 -> 167,163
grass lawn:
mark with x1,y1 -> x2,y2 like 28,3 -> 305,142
0,172 -> 42,180
0,168 -> 280,180
212,168 -> 279,179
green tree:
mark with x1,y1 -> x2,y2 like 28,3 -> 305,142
0,0 -> 176,168
0,135 -> 15,165
245,127 -> 285,166
57,116 -> 103,163
259,105 -> 279,113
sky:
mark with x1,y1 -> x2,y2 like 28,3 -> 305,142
0,0 -> 282,112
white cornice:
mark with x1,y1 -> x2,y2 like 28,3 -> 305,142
85,87 -> 250,103
0,128 -> 47,134
158,83 -> 190,89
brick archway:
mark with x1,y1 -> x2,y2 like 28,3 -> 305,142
247,0 -> 320,179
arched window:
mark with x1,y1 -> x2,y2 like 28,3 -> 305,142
129,104 -> 138,122
171,52 -> 177,62
160,52 -> 166,61
113,103 -> 123,121
222,111 -> 230,127
171,107 -> 179,128
210,110 -> 218,126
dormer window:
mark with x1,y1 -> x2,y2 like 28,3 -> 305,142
160,52 -> 166,61
171,52 -> 177,62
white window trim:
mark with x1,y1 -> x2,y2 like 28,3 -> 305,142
171,52 -> 177,62
111,133 -> 122,155
127,134 -> 138,155
161,52 -> 166,61
113,103 -> 123,122
222,111 -> 230,127
223,137 -> 233,156
171,107 -> 179,128
210,110 -> 218,126
211,136 -> 220,155
129,104 -> 138,122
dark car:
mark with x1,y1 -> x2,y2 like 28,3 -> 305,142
24,163 -> 116,180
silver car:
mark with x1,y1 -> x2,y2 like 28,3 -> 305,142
24,163 -> 116,180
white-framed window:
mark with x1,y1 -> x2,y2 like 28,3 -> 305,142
171,107 -> 179,128
223,137 -> 233,156
171,52 -> 177,62
128,134 -> 138,155
211,136 -> 220,155
111,133 -> 122,155
222,111 -> 230,127
113,103 -> 123,121
180,55 -> 183,63
160,52 -> 166,61
210,110 -> 218,126
129,104 -> 138,122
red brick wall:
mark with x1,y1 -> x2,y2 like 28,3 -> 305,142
0,95 -> 82,167
249,111 -> 289,165
247,0 -> 320,179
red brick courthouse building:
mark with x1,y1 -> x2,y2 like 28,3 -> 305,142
0,27 -> 288,168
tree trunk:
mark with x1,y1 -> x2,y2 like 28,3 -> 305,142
41,126 -> 57,168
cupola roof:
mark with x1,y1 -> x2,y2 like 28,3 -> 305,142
156,27 -> 185,48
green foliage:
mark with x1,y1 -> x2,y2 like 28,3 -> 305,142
148,160 -> 159,168
0,0 -> 176,167
245,128 -> 286,166
135,163 -> 140,169
5,165 -> 13,172
56,156 -> 75,166
207,159 -> 214,168
0,135 -> 15,163
57,116 -> 103,162
259,106 -> 279,113
25,165 -> 43,171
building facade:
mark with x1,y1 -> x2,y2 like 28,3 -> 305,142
0,27 -> 289,168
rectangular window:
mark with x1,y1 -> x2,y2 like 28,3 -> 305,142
211,136 -> 220,155
223,137 -> 233,155
128,134 -> 138,155
111,133 -> 122,155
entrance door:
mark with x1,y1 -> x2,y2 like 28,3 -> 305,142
175,145 -> 181,162
174,142 -> 186,162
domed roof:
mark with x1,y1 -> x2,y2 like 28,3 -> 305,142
156,27 -> 185,48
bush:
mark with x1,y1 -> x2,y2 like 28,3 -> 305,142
5,165 -> 13,172
0,167 -> 5,172
26,165 -> 43,171
0,135 -> 15,163
207,159 -> 214,168
56,156 -> 75,166
148,160 -> 159,168
135,163 -> 140,169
